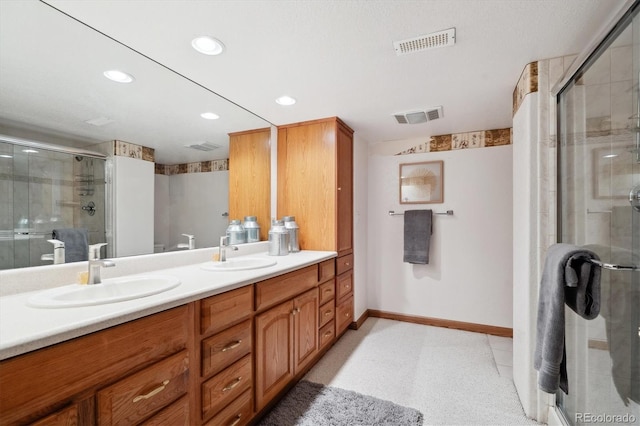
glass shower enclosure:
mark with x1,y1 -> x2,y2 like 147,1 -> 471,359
0,138 -> 106,270
557,3 -> 639,425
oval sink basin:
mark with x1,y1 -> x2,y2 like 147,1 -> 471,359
27,275 -> 181,309
201,257 -> 277,272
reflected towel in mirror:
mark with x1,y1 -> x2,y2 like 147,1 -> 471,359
52,228 -> 89,262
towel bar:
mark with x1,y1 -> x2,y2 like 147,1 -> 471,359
388,210 -> 453,216
587,258 -> 639,271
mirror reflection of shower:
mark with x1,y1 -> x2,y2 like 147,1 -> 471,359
0,137 -> 106,270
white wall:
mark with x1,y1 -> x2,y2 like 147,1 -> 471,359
512,93 -> 540,418
166,171 -> 229,250
353,133 -> 369,320
154,174 -> 170,251
366,144 -> 513,328
113,156 -> 154,257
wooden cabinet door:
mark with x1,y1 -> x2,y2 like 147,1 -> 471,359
277,121 -> 337,251
293,288 -> 319,373
336,122 -> 353,256
229,128 -> 271,241
254,300 -> 294,411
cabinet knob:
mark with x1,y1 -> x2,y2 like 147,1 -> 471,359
338,187 -> 342,191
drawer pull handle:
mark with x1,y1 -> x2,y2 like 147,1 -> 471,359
345,262 -> 350,266
221,340 -> 242,352
133,380 -> 169,403
323,331 -> 333,337
324,289 -> 332,293
324,311 -> 332,316
223,377 -> 242,392
229,414 -> 242,426
345,313 -> 351,318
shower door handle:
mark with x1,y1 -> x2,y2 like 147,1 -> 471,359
630,185 -> 640,212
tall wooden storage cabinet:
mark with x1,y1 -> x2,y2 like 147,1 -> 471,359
277,117 -> 354,335
229,127 -> 271,241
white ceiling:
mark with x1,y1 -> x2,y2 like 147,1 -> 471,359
0,0 -> 629,162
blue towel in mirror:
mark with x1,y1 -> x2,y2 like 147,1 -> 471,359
52,228 -> 89,262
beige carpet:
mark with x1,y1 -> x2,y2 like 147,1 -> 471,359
303,317 -> 540,425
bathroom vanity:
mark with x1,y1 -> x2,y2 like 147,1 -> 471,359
0,249 -> 352,425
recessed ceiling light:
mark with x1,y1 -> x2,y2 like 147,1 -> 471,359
0,154 -> 12,159
200,112 -> 220,120
275,95 -> 296,106
103,70 -> 135,83
22,149 -> 38,154
192,36 -> 225,55
603,154 -> 618,158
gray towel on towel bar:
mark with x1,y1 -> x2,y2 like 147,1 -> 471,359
403,210 -> 432,264
52,228 -> 89,262
534,243 -> 601,394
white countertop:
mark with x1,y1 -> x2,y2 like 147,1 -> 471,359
0,250 -> 336,360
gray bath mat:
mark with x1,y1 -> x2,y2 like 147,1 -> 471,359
259,380 -> 424,425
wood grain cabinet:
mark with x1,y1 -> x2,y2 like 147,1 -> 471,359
228,127 -> 271,241
278,117 -> 355,333
0,306 -> 190,426
197,286 -> 254,426
0,259 -> 347,426
254,266 -> 322,412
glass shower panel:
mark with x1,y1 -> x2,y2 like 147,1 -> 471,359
0,142 -> 106,270
558,5 -> 640,425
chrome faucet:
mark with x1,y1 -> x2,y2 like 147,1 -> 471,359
219,236 -> 238,262
88,243 -> 115,285
41,239 -> 65,264
177,233 -> 196,250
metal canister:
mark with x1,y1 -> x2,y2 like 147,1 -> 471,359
268,220 -> 289,256
282,216 -> 300,252
226,219 -> 246,244
243,216 -> 260,243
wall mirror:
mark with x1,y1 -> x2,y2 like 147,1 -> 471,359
0,0 -> 271,270
399,161 -> 444,204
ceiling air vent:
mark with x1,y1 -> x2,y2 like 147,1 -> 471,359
185,142 -> 220,151
394,106 -> 443,124
393,28 -> 455,56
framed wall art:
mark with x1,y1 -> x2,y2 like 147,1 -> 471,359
399,160 -> 444,204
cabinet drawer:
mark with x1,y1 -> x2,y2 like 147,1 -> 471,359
318,280 -> 335,306
202,354 -> 252,421
336,295 -> 354,335
32,404 -> 78,426
202,320 -> 252,378
255,265 -> 318,312
336,254 -> 353,275
201,286 -> 253,336
318,259 -> 335,283
97,350 -> 189,426
140,395 -> 189,426
319,321 -> 335,351
336,270 -> 353,302
204,389 -> 252,426
319,301 -> 335,328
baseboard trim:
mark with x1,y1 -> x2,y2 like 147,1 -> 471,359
349,309 -> 370,330
367,309 -> 513,337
